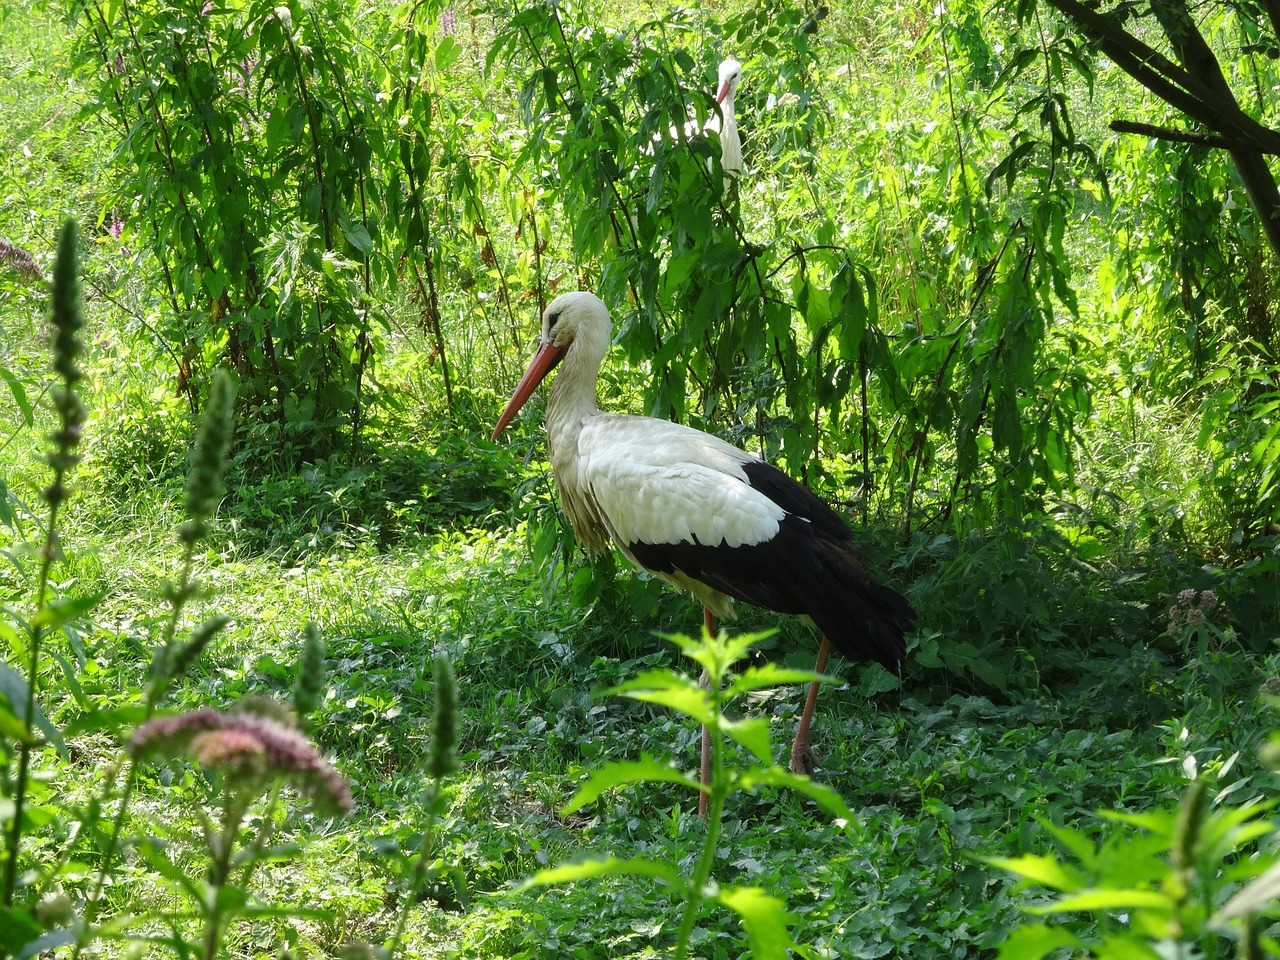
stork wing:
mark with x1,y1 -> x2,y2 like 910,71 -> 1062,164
576,414 -> 785,550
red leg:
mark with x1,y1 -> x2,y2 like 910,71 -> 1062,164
699,607 -> 715,818
790,636 -> 832,775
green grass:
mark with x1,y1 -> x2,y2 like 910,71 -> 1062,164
12,482 -> 1272,957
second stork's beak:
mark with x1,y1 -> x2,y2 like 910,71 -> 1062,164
490,340 -> 566,440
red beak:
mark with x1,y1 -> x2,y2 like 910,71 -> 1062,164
490,340 -> 566,440
716,81 -> 731,104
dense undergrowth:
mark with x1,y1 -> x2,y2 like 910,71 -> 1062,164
3,0 -> 1280,957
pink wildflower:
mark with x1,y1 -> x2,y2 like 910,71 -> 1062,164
0,239 -> 42,280
132,704 -> 352,816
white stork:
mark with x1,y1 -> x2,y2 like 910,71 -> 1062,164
491,291 -> 914,811
708,58 -> 742,190
655,58 -> 743,191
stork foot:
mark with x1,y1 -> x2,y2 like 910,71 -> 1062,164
789,737 -> 817,776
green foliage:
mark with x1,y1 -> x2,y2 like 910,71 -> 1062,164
0,246 -> 355,959
524,628 -> 844,960
995,769 -> 1280,959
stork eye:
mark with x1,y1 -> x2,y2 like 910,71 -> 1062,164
546,310 -> 562,330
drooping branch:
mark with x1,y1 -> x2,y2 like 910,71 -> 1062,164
1044,0 -> 1280,260
1109,120 -> 1279,153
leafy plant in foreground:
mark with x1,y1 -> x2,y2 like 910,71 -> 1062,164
993,747 -> 1280,958
523,628 -> 855,960
0,220 -> 355,959
1,219 -> 85,935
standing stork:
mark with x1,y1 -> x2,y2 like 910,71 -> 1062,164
657,58 -> 743,191
708,58 -> 742,190
491,292 -> 914,811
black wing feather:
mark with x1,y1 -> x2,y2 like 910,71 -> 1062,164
627,461 -> 915,668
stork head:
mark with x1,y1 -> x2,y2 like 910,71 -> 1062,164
490,291 -> 612,440
715,59 -> 743,105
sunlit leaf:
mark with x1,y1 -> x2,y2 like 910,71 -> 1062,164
716,885 -> 795,960
604,671 -> 715,726
986,854 -> 1085,892
1027,888 -> 1170,914
725,664 -> 821,697
737,767 -> 855,821
563,756 -> 704,815
723,716 -> 772,764
520,855 -> 683,891
994,924 -> 1083,960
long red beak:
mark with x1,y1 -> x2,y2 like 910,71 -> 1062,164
490,340 -> 566,440
716,81 -> 731,104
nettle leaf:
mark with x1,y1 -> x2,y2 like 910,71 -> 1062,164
563,755 -> 704,814
716,885 -> 795,960
994,923 -> 1083,960
1028,888 -> 1170,914
725,663 -> 820,697
520,855 -> 683,891
604,670 -> 714,726
986,854 -> 1085,892
723,716 -> 772,764
737,768 -> 855,821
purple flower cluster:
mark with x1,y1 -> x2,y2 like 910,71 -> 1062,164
1168,588 -> 1219,634
440,7 -> 456,36
0,239 -> 43,280
131,704 -> 353,816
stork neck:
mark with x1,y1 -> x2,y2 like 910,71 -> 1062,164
545,336 -> 603,452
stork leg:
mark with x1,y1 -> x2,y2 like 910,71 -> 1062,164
790,636 -> 832,775
698,607 -> 716,818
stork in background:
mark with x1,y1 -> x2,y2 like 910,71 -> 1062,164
654,58 -> 743,192
707,58 -> 742,190
490,291 -> 916,812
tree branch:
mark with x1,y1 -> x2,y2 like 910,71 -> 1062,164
1109,119 -> 1280,153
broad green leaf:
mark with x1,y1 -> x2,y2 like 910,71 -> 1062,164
520,855 -> 683,891
0,908 -> 41,954
605,670 -> 714,725
987,854 -> 1085,892
0,661 -> 67,756
30,593 -> 103,631
737,768 -> 855,821
435,35 -> 462,71
716,886 -> 795,960
723,716 -> 772,764
0,368 -> 33,426
994,924 -> 1083,960
1092,935 -> 1167,959
1028,888 -> 1170,914
342,223 -> 373,256
725,664 -> 821,697
563,756 -> 704,815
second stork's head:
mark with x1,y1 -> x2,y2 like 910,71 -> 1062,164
715,59 -> 743,107
490,291 -> 612,440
